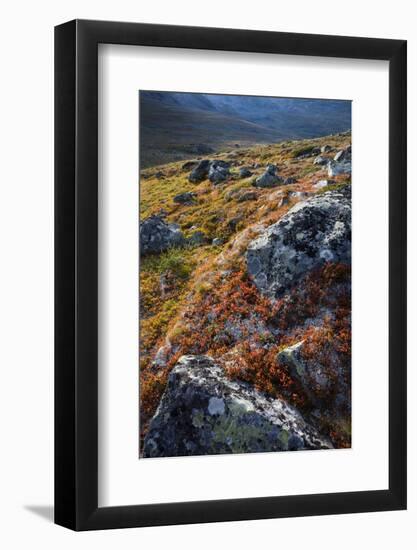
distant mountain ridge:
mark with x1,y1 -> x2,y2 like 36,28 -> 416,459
140,91 -> 351,168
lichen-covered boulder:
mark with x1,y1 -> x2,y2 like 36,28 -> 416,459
143,355 -> 332,458
246,187 -> 351,298
140,215 -> 185,255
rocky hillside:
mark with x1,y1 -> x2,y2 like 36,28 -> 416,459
139,132 -> 352,457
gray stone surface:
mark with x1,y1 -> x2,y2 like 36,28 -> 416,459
187,230 -> 208,246
208,160 -> 230,184
143,355 -> 333,457
173,192 -> 196,204
253,164 -> 284,188
313,155 -> 328,166
238,167 -> 253,178
140,215 -> 185,255
188,159 -> 211,183
327,160 -> 351,177
246,187 -> 351,298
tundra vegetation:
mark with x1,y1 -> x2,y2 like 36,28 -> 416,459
139,131 -> 352,457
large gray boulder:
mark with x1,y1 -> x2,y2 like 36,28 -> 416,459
140,215 -> 185,255
143,355 -> 332,457
246,187 -> 351,298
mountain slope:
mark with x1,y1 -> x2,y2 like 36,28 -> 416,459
139,91 -> 351,167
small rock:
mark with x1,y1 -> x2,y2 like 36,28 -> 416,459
278,195 -> 290,207
228,216 -> 242,232
334,146 -> 351,163
237,191 -> 258,202
173,192 -> 196,204
187,230 -> 208,246
327,160 -> 351,177
284,177 -> 297,184
189,159 -> 211,183
313,156 -> 328,166
212,238 -> 224,246
140,215 -> 185,255
321,145 -> 332,153
208,160 -> 230,184
290,191 -> 310,199
238,167 -> 253,178
314,180 -> 331,189
253,165 -> 283,188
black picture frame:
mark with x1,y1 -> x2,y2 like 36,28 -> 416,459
55,19 -> 407,531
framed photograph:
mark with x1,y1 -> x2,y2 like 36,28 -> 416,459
55,19 -> 407,530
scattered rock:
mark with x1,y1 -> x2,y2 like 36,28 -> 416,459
151,342 -> 172,370
290,191 -> 310,199
187,230 -> 208,246
321,145 -> 332,153
333,145 -> 351,163
284,177 -> 297,184
140,215 -> 185,255
208,160 -> 230,184
227,216 -> 243,232
293,146 -> 320,159
253,164 -> 283,188
189,159 -> 211,183
143,355 -> 333,457
237,191 -> 258,202
313,179 -> 332,189
182,160 -> 198,171
278,195 -> 290,207
313,156 -> 328,166
238,167 -> 253,179
327,160 -> 351,177
246,187 -> 351,298
212,238 -> 224,246
154,171 -> 165,179
173,191 -> 196,204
